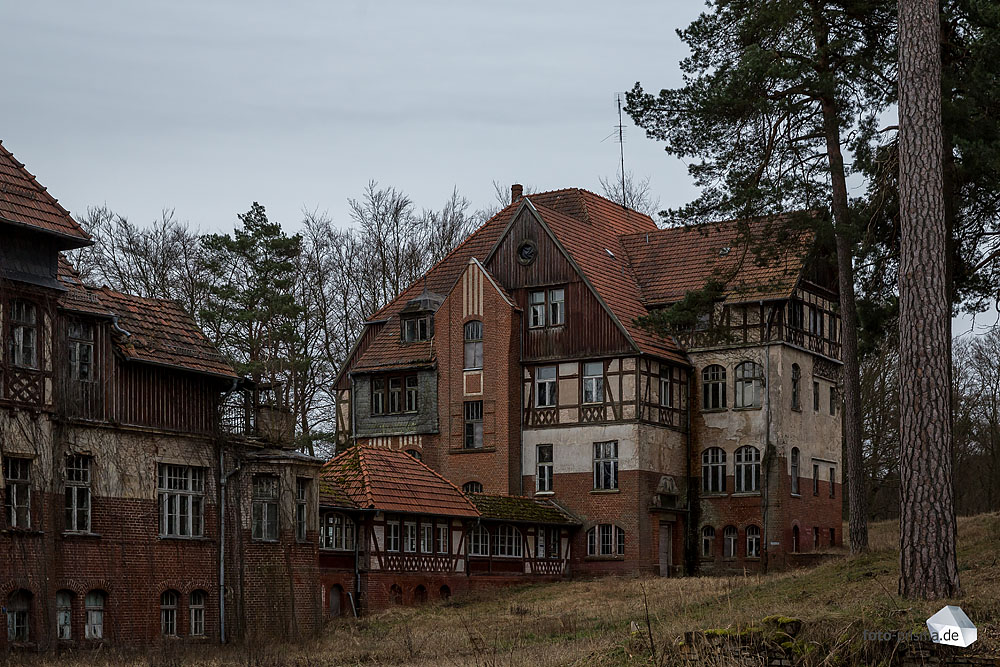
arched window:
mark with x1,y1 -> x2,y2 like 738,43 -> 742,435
734,361 -> 764,408
722,526 -> 738,558
329,585 -> 344,617
439,585 -> 451,600
389,584 -> 403,605
701,447 -> 726,493
586,524 -> 625,557
322,513 -> 356,551
414,585 -> 428,604
85,590 -> 106,639
493,525 -> 523,557
791,364 -> 801,410
790,447 -> 800,494
702,365 -> 727,410
6,590 -> 30,642
746,525 -> 761,558
405,448 -> 422,461
56,590 -> 73,640
462,481 -> 483,494
701,526 -> 715,558
734,446 -> 761,493
464,321 -> 483,370
792,525 -> 800,552
160,590 -> 179,636
189,590 -> 206,636
468,524 -> 490,556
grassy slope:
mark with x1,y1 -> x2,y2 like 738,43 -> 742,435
18,514 -> 1000,666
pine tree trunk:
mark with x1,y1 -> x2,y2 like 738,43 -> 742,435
897,0 -> 961,599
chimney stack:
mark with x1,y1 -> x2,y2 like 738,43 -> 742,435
511,183 -> 523,203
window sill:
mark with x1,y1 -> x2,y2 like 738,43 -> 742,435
252,539 -> 280,544
62,530 -> 101,538
701,493 -> 728,498
790,493 -> 802,498
590,489 -> 620,495
584,555 -> 625,562
731,406 -> 762,412
731,492 -> 761,498
700,408 -> 728,414
534,491 -> 555,496
449,447 -> 496,455
1,528 -> 43,536
159,535 -> 212,542
745,557 -> 761,561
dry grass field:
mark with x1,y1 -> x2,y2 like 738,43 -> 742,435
10,514 -> 1000,666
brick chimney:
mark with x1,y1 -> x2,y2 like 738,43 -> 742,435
511,183 -> 523,203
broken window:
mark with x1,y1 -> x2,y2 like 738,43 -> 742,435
65,454 -> 91,533
593,441 -> 618,490
583,362 -> 604,404
464,321 -> 483,370
9,300 -> 38,368
68,321 -> 95,381
321,513 -> 355,551
158,464 -> 205,538
734,361 -> 763,408
536,444 -> 553,492
160,590 -> 178,636
4,456 -> 31,528
252,475 -> 279,541
56,591 -> 73,640
6,590 -> 30,642
534,366 -> 557,408
464,400 -> 483,449
85,590 -> 105,639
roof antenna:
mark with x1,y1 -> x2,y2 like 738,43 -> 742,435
616,93 -> 627,212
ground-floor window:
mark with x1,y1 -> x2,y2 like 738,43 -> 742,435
746,525 -> 761,558
56,591 -> 73,639
6,590 -> 30,642
701,526 -> 715,558
586,524 -> 625,557
160,590 -> 179,636
85,590 -> 106,639
723,526 -> 737,558
189,590 -> 205,636
469,524 -> 490,556
493,525 -> 523,557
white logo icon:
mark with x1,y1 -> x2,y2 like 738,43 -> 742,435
926,605 -> 977,647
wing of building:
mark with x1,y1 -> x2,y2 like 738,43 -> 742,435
335,184 -> 843,578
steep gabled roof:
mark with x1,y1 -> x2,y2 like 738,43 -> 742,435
92,287 -> 237,379
0,140 -> 91,247
468,494 -> 580,525
320,446 -> 480,517
619,214 -> 815,306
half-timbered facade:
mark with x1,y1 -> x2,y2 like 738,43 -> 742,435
336,186 -> 843,578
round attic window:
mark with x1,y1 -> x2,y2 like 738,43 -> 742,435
516,239 -> 537,265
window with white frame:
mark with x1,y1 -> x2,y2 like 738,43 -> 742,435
403,521 -> 417,552
436,524 -> 449,553
723,525 -> 737,558
791,364 -> 801,410
462,481 -> 483,494
593,441 -> 618,490
493,525 -> 523,557
468,524 -> 489,556
385,520 -> 400,551
702,365 -> 727,410
295,478 -> 308,541
371,378 -> 385,415
746,525 -> 761,557
65,454 -> 92,533
464,321 -> 483,370
464,400 -> 483,448
68,321 -> 95,381
701,526 -> 715,558
734,446 -> 760,493
535,366 -> 557,407
322,513 -> 355,551
549,288 -> 565,325
189,590 -> 205,636
4,456 -> 31,528
734,361 -> 763,408
401,315 -> 431,342
85,590 -> 105,639
536,444 -> 553,492
586,524 -> 625,557
583,361 -> 604,404
9,300 -> 38,368
528,289 -> 565,327
251,475 -> 279,541
701,447 -> 726,493
158,464 -> 205,538
529,290 -> 546,327
420,522 -> 433,553
389,377 -> 402,413
160,590 -> 178,636
56,591 -> 73,639
659,370 -> 673,408
790,447 -> 800,494
405,376 -> 419,412
6,590 -> 29,642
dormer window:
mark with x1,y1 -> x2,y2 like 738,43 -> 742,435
402,315 -> 431,342
528,288 -> 566,329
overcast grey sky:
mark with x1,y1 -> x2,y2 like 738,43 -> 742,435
2,1 -> 704,233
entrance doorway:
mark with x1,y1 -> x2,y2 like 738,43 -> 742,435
658,522 -> 673,576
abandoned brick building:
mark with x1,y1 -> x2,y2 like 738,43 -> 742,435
334,184 -> 844,578
1,140 -> 841,650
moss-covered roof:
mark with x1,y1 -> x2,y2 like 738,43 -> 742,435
468,494 -> 580,525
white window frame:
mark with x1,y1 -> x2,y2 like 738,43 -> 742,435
659,373 -> 673,408
702,365 -> 727,410
65,454 -> 91,533
4,456 -> 32,529
734,446 -> 760,493
85,590 -> 105,639
189,590 -> 205,636
582,361 -> 604,404
493,524 -> 523,557
371,378 -> 386,415
747,525 -> 761,558
586,524 -> 624,557
403,521 -> 417,553
462,481 -> 483,494
251,474 -> 279,542
464,321 -> 483,370
529,291 -> 546,328
405,375 -> 419,412
160,590 -> 179,637
734,361 -> 763,408
420,522 -> 433,553
158,464 -> 205,538
723,526 -> 738,558
593,441 -> 618,490
436,524 -> 449,553
535,366 -> 557,407
322,513 -> 355,551
469,524 -> 489,556
548,288 -> 565,326
385,520 -> 401,552
701,447 -> 726,493
56,591 -> 72,640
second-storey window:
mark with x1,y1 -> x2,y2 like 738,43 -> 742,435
4,456 -> 31,528
829,466 -> 837,498
548,288 -> 565,325
702,447 -> 726,493
791,447 -> 800,494
401,315 -> 431,342
536,444 -> 553,492
734,446 -> 760,493
68,321 -> 95,381
403,521 -> 417,552
535,366 -> 557,407
702,365 -> 727,410
464,400 -> 483,448
158,464 -> 205,537
9,300 -> 38,368
405,376 -> 419,412
462,481 -> 483,494
529,290 -> 546,327
65,454 -> 92,533
371,379 -> 386,415
295,478 -> 308,541
528,288 -> 566,328
593,441 -> 618,490
252,475 -> 279,541
734,361 -> 763,408
583,362 -> 604,404
389,378 -> 402,413
385,520 -> 400,551
659,369 -> 673,408
464,321 -> 483,369
468,524 -> 489,556
791,364 -> 801,410
813,464 -> 820,495
322,513 -> 355,550
813,381 -> 820,411
494,525 -> 523,557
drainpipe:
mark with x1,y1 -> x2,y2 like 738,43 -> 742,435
352,514 -> 361,617
760,303 -> 777,574
518,312 -> 525,496
110,314 -> 131,338
219,377 -> 238,644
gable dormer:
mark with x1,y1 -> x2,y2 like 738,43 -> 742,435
399,288 -> 445,342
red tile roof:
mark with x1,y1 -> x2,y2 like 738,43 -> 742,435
321,446 -> 480,517
56,256 -> 109,316
619,214 -> 814,306
0,141 -> 91,247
